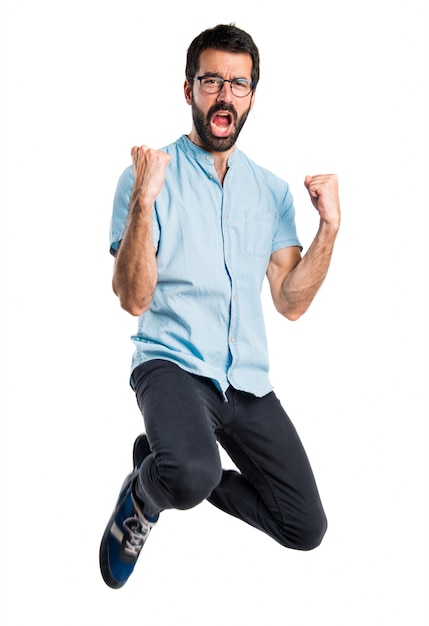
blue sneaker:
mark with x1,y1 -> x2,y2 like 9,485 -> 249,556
99,435 -> 157,589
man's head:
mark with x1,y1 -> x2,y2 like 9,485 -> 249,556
184,24 -> 260,154
185,24 -> 260,88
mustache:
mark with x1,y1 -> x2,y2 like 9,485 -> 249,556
207,102 -> 238,122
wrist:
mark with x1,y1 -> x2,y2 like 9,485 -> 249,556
319,217 -> 340,237
130,190 -> 155,215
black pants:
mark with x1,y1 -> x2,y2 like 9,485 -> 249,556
131,359 -> 327,550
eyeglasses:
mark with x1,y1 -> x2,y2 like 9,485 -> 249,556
193,74 -> 254,98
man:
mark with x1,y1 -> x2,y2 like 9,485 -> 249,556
100,23 -> 341,590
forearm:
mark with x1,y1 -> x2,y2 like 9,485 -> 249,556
278,221 -> 339,320
112,193 -> 157,316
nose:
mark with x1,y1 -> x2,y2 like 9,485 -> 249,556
216,81 -> 233,103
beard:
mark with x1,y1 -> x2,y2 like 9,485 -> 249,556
191,100 -> 251,152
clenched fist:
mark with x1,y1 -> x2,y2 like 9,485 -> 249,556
304,174 -> 341,231
131,145 -> 172,206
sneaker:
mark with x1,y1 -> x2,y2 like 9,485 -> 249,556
132,433 -> 151,469
99,435 -> 156,589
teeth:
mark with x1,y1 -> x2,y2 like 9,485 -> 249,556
213,125 -> 230,133
212,112 -> 232,133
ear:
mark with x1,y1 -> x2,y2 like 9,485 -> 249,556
249,88 -> 256,111
184,79 -> 193,105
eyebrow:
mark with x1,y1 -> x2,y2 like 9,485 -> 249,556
200,72 -> 251,81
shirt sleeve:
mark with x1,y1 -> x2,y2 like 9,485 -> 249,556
109,165 -> 160,256
271,183 -> 302,253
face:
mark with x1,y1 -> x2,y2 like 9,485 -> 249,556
184,48 -> 256,153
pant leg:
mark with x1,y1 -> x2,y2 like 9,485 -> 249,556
208,388 -> 327,550
131,359 -> 223,518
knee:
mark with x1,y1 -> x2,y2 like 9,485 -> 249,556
290,509 -> 328,551
166,458 -> 222,510
298,512 -> 328,550
277,508 -> 328,551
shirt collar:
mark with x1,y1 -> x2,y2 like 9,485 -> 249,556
179,134 -> 239,166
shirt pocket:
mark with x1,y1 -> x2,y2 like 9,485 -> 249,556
244,208 -> 277,257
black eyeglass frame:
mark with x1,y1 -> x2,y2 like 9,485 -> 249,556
192,74 -> 255,98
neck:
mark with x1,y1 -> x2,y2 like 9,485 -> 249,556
187,131 -> 234,184
213,154 -> 230,185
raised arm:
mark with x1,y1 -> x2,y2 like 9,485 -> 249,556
267,173 -> 341,321
112,146 -> 171,316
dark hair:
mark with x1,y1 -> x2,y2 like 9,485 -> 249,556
185,24 -> 260,88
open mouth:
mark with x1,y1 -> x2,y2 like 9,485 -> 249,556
211,111 -> 234,136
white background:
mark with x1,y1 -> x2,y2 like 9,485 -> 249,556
1,0 -> 428,624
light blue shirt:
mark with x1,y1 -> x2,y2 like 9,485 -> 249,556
110,135 -> 301,398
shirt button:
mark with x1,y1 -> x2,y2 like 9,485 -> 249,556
206,155 -> 210,161
230,336 -> 236,342
233,295 -> 238,301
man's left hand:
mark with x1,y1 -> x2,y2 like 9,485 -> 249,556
304,174 -> 341,230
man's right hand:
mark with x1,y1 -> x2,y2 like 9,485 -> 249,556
131,145 -> 171,206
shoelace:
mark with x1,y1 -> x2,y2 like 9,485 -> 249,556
122,516 -> 149,558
